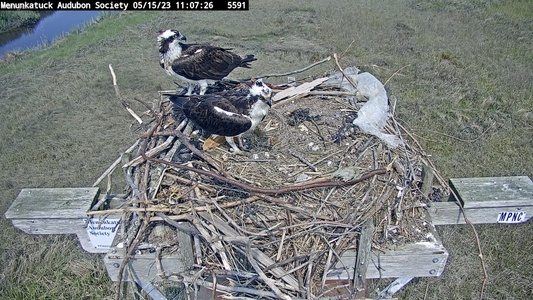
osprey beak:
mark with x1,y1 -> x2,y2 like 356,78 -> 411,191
178,34 -> 187,41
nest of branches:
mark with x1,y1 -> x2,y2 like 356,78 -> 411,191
96,61 -> 447,300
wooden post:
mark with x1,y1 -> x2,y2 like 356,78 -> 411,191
354,221 -> 374,298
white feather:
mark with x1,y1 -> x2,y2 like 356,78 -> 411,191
248,100 -> 271,129
157,29 -> 176,42
214,106 -> 251,120
249,79 -> 272,99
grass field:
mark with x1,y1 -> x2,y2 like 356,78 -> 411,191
1,1 -> 532,299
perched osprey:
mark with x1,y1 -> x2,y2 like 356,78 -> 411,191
158,29 -> 257,95
169,79 -> 272,153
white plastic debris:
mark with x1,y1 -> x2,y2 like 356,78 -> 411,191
325,68 -> 402,148
323,66 -> 361,93
354,73 -> 403,148
351,72 -> 402,149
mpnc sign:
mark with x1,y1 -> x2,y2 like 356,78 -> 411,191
497,212 -> 527,224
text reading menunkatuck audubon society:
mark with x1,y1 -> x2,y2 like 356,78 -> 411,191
1,1 -> 131,10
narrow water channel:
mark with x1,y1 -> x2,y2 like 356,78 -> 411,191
0,11 -> 106,58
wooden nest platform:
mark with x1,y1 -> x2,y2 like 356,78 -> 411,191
89,62 -> 449,299
6,59 -> 533,300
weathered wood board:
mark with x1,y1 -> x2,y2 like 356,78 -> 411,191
450,176 -> 533,208
103,223 -> 194,284
429,176 -> 533,225
354,221 -> 374,291
4,187 -> 123,254
5,187 -> 100,223
327,239 -> 448,280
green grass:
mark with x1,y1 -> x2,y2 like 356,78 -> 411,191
0,2 -> 532,299
492,0 -> 533,21
1,235 -> 113,299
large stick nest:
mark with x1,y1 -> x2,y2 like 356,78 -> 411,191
98,62 -> 446,299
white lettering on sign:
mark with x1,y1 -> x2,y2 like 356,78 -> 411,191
497,212 -> 527,224
85,218 -> 120,249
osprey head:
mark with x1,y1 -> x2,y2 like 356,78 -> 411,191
249,79 -> 272,104
157,29 -> 187,52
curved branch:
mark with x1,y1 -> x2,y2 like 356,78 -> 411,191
143,154 -> 387,195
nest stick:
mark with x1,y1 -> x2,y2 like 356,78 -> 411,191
289,149 -> 317,172
191,201 -> 233,271
314,187 -> 336,221
162,119 -> 190,161
114,213 -> 151,300
123,136 -> 174,168
165,172 -> 217,193
210,199 -> 267,237
276,229 -> 286,262
321,248 -> 334,291
172,127 -> 233,178
93,139 -> 141,187
86,207 -> 175,215
333,53 -> 359,93
245,243 -> 292,300
146,153 -> 388,195
108,64 -> 143,125
257,56 -> 331,79
182,275 -> 279,299
155,212 -> 200,235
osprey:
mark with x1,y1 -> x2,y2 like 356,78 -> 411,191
158,29 -> 257,95
169,79 -> 272,153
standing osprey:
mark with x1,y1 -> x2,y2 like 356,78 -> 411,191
169,79 -> 272,153
158,29 -> 257,95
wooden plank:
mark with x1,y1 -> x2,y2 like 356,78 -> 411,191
104,224 -> 194,282
5,187 -> 99,235
354,221 -> 373,294
8,217 -> 86,235
272,77 -> 328,102
5,187 -> 100,219
450,176 -> 533,208
4,188 -> 127,254
428,201 -> 532,225
328,224 -> 448,280
328,241 -> 448,279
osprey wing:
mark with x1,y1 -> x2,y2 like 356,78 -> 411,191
171,44 -> 255,81
182,95 -> 252,137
